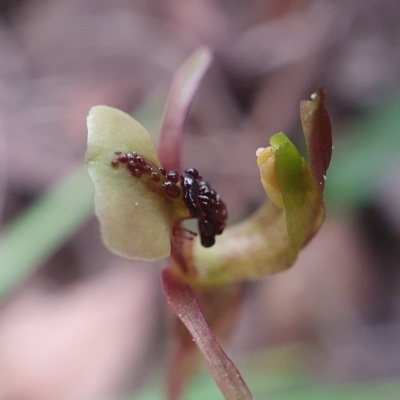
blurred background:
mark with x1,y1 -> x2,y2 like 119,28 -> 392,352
1,0 -> 400,399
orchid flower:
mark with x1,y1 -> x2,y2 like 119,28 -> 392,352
85,47 -> 332,400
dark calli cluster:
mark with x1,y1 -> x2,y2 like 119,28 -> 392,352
182,168 -> 227,247
111,152 -> 227,248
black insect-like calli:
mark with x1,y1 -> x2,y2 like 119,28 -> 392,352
182,171 -> 201,218
111,152 -> 227,247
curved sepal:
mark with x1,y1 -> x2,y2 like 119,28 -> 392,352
300,88 -> 332,191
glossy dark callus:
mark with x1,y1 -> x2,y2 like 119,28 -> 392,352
181,171 -> 228,247
182,174 -> 201,218
151,171 -> 160,181
185,168 -> 200,180
117,153 -> 128,163
197,183 -> 227,247
135,155 -> 146,166
200,219 -> 213,236
163,181 -> 181,198
200,233 -> 215,248
166,170 -> 180,183
110,152 -> 228,248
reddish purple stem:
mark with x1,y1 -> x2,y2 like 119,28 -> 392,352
162,268 -> 253,400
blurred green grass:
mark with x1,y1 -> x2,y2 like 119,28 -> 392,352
0,165 -> 93,296
124,344 -> 400,399
130,375 -> 400,400
325,92 -> 400,210
124,346 -> 400,400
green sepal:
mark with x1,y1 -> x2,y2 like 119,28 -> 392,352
272,132 -> 324,259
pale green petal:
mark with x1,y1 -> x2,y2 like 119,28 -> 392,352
86,105 -> 160,165
86,106 -> 172,260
